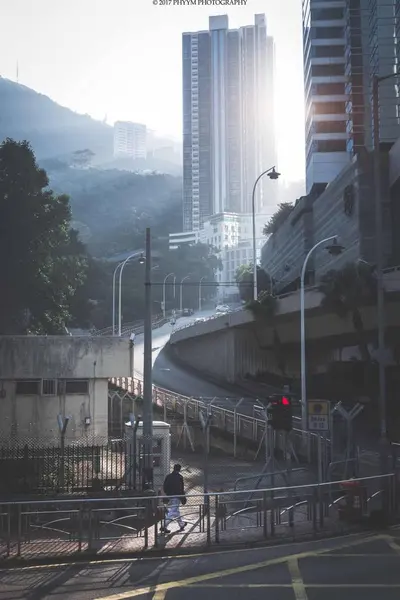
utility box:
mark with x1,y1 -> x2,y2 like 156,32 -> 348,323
125,421 -> 171,492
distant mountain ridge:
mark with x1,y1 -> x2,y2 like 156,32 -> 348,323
0,78 -> 182,172
0,77 -> 114,162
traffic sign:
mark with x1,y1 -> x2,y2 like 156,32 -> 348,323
308,400 -> 330,432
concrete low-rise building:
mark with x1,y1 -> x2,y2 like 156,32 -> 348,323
261,151 -> 391,290
0,336 -> 132,444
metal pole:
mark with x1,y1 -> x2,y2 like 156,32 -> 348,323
251,166 -> 278,302
180,275 -> 190,313
142,228 -> 153,490
252,180 -> 258,302
173,276 -> 176,299
163,273 -> 174,319
233,398 -> 243,458
372,75 -> 388,452
199,276 -> 206,312
300,236 -> 337,432
112,261 -> 123,336
118,251 -> 142,336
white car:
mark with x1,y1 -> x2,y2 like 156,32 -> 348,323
216,304 -> 230,313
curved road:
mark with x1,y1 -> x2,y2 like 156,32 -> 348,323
132,310 -> 242,403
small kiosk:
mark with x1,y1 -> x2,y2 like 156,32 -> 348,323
125,420 -> 171,491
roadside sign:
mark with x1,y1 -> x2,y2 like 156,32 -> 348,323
308,400 -> 330,432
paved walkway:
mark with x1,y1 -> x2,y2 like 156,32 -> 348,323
0,452 -> 323,563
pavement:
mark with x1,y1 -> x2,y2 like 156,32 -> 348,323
2,530 -> 400,599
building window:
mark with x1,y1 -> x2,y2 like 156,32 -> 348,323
311,8 -> 344,20
312,64 -> 344,77
42,379 -> 56,395
316,139 -> 347,152
58,380 -> 89,395
314,82 -> 345,95
312,45 -> 344,59
312,26 -> 343,39
314,101 -> 346,115
16,380 -> 40,395
315,120 -> 346,134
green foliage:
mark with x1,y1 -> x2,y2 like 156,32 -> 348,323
263,202 -> 293,236
46,165 -> 183,257
319,261 -> 377,361
0,139 -> 88,334
245,291 -> 277,320
235,264 -> 272,302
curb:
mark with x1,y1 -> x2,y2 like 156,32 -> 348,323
0,523 -> 385,569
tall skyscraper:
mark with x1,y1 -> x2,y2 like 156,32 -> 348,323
303,0 -> 400,193
182,14 -> 276,232
303,0 -> 349,194
113,121 -> 147,160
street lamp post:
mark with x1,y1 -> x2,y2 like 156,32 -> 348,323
300,236 -> 343,431
142,227 -> 153,490
252,166 -> 280,301
180,275 -> 190,313
162,273 -> 175,319
118,251 -> 143,337
373,73 -> 390,446
112,260 -> 124,335
199,276 -> 207,312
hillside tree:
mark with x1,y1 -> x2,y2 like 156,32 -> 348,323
0,139 -> 88,334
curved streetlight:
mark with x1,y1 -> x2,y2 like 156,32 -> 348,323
300,237 -> 344,431
118,251 -> 144,336
199,276 -> 207,312
180,275 -> 191,313
112,260 -> 124,335
163,272 -> 175,318
252,166 -> 281,301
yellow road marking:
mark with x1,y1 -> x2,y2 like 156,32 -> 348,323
288,558 -> 308,600
383,535 -> 400,555
94,534 -> 387,600
153,590 -> 167,600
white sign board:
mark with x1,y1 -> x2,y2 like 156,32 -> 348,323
308,400 -> 330,432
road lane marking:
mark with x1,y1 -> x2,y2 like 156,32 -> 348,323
94,534 -> 386,600
288,558 -> 308,600
382,535 -> 400,554
153,590 -> 167,599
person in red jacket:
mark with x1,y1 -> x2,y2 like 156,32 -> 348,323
161,464 -> 187,534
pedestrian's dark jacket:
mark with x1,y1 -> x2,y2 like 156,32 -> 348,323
163,471 -> 185,497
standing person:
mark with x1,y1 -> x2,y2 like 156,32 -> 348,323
161,464 -> 187,533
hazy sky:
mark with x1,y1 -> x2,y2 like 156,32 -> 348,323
0,0 -> 305,182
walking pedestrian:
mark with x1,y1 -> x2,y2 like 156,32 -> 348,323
161,464 -> 187,534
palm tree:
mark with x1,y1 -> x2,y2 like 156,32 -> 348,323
318,261 -> 377,361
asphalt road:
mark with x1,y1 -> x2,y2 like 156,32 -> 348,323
133,310 -> 247,404
2,531 -> 400,599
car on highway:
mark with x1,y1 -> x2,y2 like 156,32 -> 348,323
216,304 -> 230,313
182,308 -> 194,316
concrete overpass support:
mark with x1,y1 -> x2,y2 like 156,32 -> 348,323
172,328 -> 236,383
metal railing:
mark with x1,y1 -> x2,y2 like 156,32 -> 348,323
111,376 -> 323,467
171,264 -> 400,335
0,472 -> 396,561
95,314 -> 165,337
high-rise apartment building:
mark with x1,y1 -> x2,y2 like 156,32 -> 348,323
113,121 -> 147,159
182,14 -> 276,232
303,0 -> 349,193
303,0 -> 400,193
